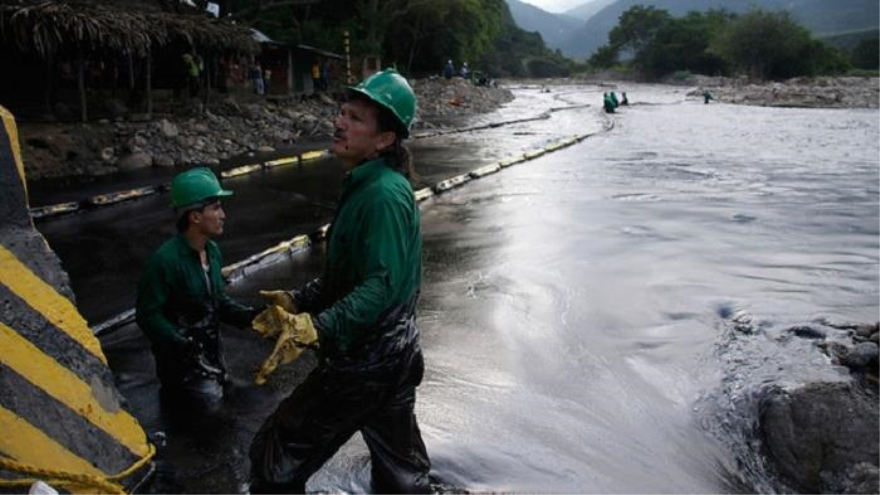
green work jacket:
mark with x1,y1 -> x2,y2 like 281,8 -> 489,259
302,157 -> 422,356
136,234 -> 252,344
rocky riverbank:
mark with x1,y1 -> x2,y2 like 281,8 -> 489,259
687,75 -> 879,108
18,77 -> 512,181
703,316 -> 879,494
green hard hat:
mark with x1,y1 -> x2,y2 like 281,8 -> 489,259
170,167 -> 232,210
347,68 -> 417,138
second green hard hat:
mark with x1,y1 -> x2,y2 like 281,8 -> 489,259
170,167 -> 232,210
347,68 -> 417,138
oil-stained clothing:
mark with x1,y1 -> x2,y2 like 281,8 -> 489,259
137,234 -> 256,400
250,157 -> 431,493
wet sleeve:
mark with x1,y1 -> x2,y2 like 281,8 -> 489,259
135,256 -> 185,344
213,250 -> 260,328
218,291 -> 259,329
315,196 -> 407,353
291,278 -> 324,313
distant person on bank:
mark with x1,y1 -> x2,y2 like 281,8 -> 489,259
444,59 -> 455,80
312,61 -> 322,92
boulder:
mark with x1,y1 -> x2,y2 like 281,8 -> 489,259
841,342 -> 879,369
116,152 -> 153,171
760,382 -> 879,493
153,154 -> 175,168
100,147 -> 115,163
159,119 -> 179,138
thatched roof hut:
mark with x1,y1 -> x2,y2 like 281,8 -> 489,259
0,0 -> 259,121
0,0 -> 259,57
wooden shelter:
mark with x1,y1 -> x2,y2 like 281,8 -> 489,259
248,29 -> 344,96
0,0 -> 259,121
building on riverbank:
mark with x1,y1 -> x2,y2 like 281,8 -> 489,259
0,0 -> 258,122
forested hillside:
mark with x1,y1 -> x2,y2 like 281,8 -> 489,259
560,0 -> 879,59
214,0 -> 571,78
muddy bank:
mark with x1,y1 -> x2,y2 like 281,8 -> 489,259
687,75 -> 879,108
18,77 -> 512,182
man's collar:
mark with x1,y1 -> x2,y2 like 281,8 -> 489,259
345,156 -> 389,187
174,233 -> 214,257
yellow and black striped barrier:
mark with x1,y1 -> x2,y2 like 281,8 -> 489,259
1,106 -> 154,494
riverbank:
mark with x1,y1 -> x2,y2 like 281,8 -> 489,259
18,77 -> 512,181
687,75 -> 879,108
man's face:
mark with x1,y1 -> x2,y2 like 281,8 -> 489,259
190,201 -> 226,237
332,98 -> 394,169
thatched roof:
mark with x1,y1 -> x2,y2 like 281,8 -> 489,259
0,0 -> 259,57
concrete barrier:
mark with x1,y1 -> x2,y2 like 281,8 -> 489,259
0,106 -> 154,494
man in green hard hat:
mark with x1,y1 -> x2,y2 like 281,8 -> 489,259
136,167 -> 259,406
249,68 -> 432,493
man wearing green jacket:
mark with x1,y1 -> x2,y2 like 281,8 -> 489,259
249,69 -> 431,493
136,168 -> 258,406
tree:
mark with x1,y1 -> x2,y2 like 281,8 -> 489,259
709,9 -> 828,80
607,5 -> 671,55
387,0 -> 507,75
589,5 -> 671,72
589,44 -> 619,68
851,36 -> 880,70
639,10 -> 732,79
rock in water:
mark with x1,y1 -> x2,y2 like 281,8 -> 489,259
760,381 -> 879,493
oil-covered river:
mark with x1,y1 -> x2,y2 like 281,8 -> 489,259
37,84 -> 879,492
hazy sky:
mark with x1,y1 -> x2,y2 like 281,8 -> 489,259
520,0 -> 588,13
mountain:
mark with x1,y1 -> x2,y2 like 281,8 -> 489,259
559,0 -> 880,60
505,0 -> 584,51
563,0 -> 618,21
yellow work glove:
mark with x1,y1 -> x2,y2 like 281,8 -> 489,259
252,307 -> 319,385
258,290 -> 298,313
251,305 -> 286,338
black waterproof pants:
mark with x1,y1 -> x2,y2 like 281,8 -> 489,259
153,327 -> 226,406
249,350 -> 431,494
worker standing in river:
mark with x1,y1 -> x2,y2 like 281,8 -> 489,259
249,68 -> 431,493
703,90 -> 714,104
136,168 -> 260,407
603,93 -> 615,113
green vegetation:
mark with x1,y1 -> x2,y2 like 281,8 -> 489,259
850,37 -> 879,70
709,10 -> 848,79
590,5 -> 872,81
212,0 -> 568,78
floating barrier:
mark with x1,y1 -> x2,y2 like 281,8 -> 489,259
433,173 -> 472,193
470,163 -> 501,178
94,109 -> 614,337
